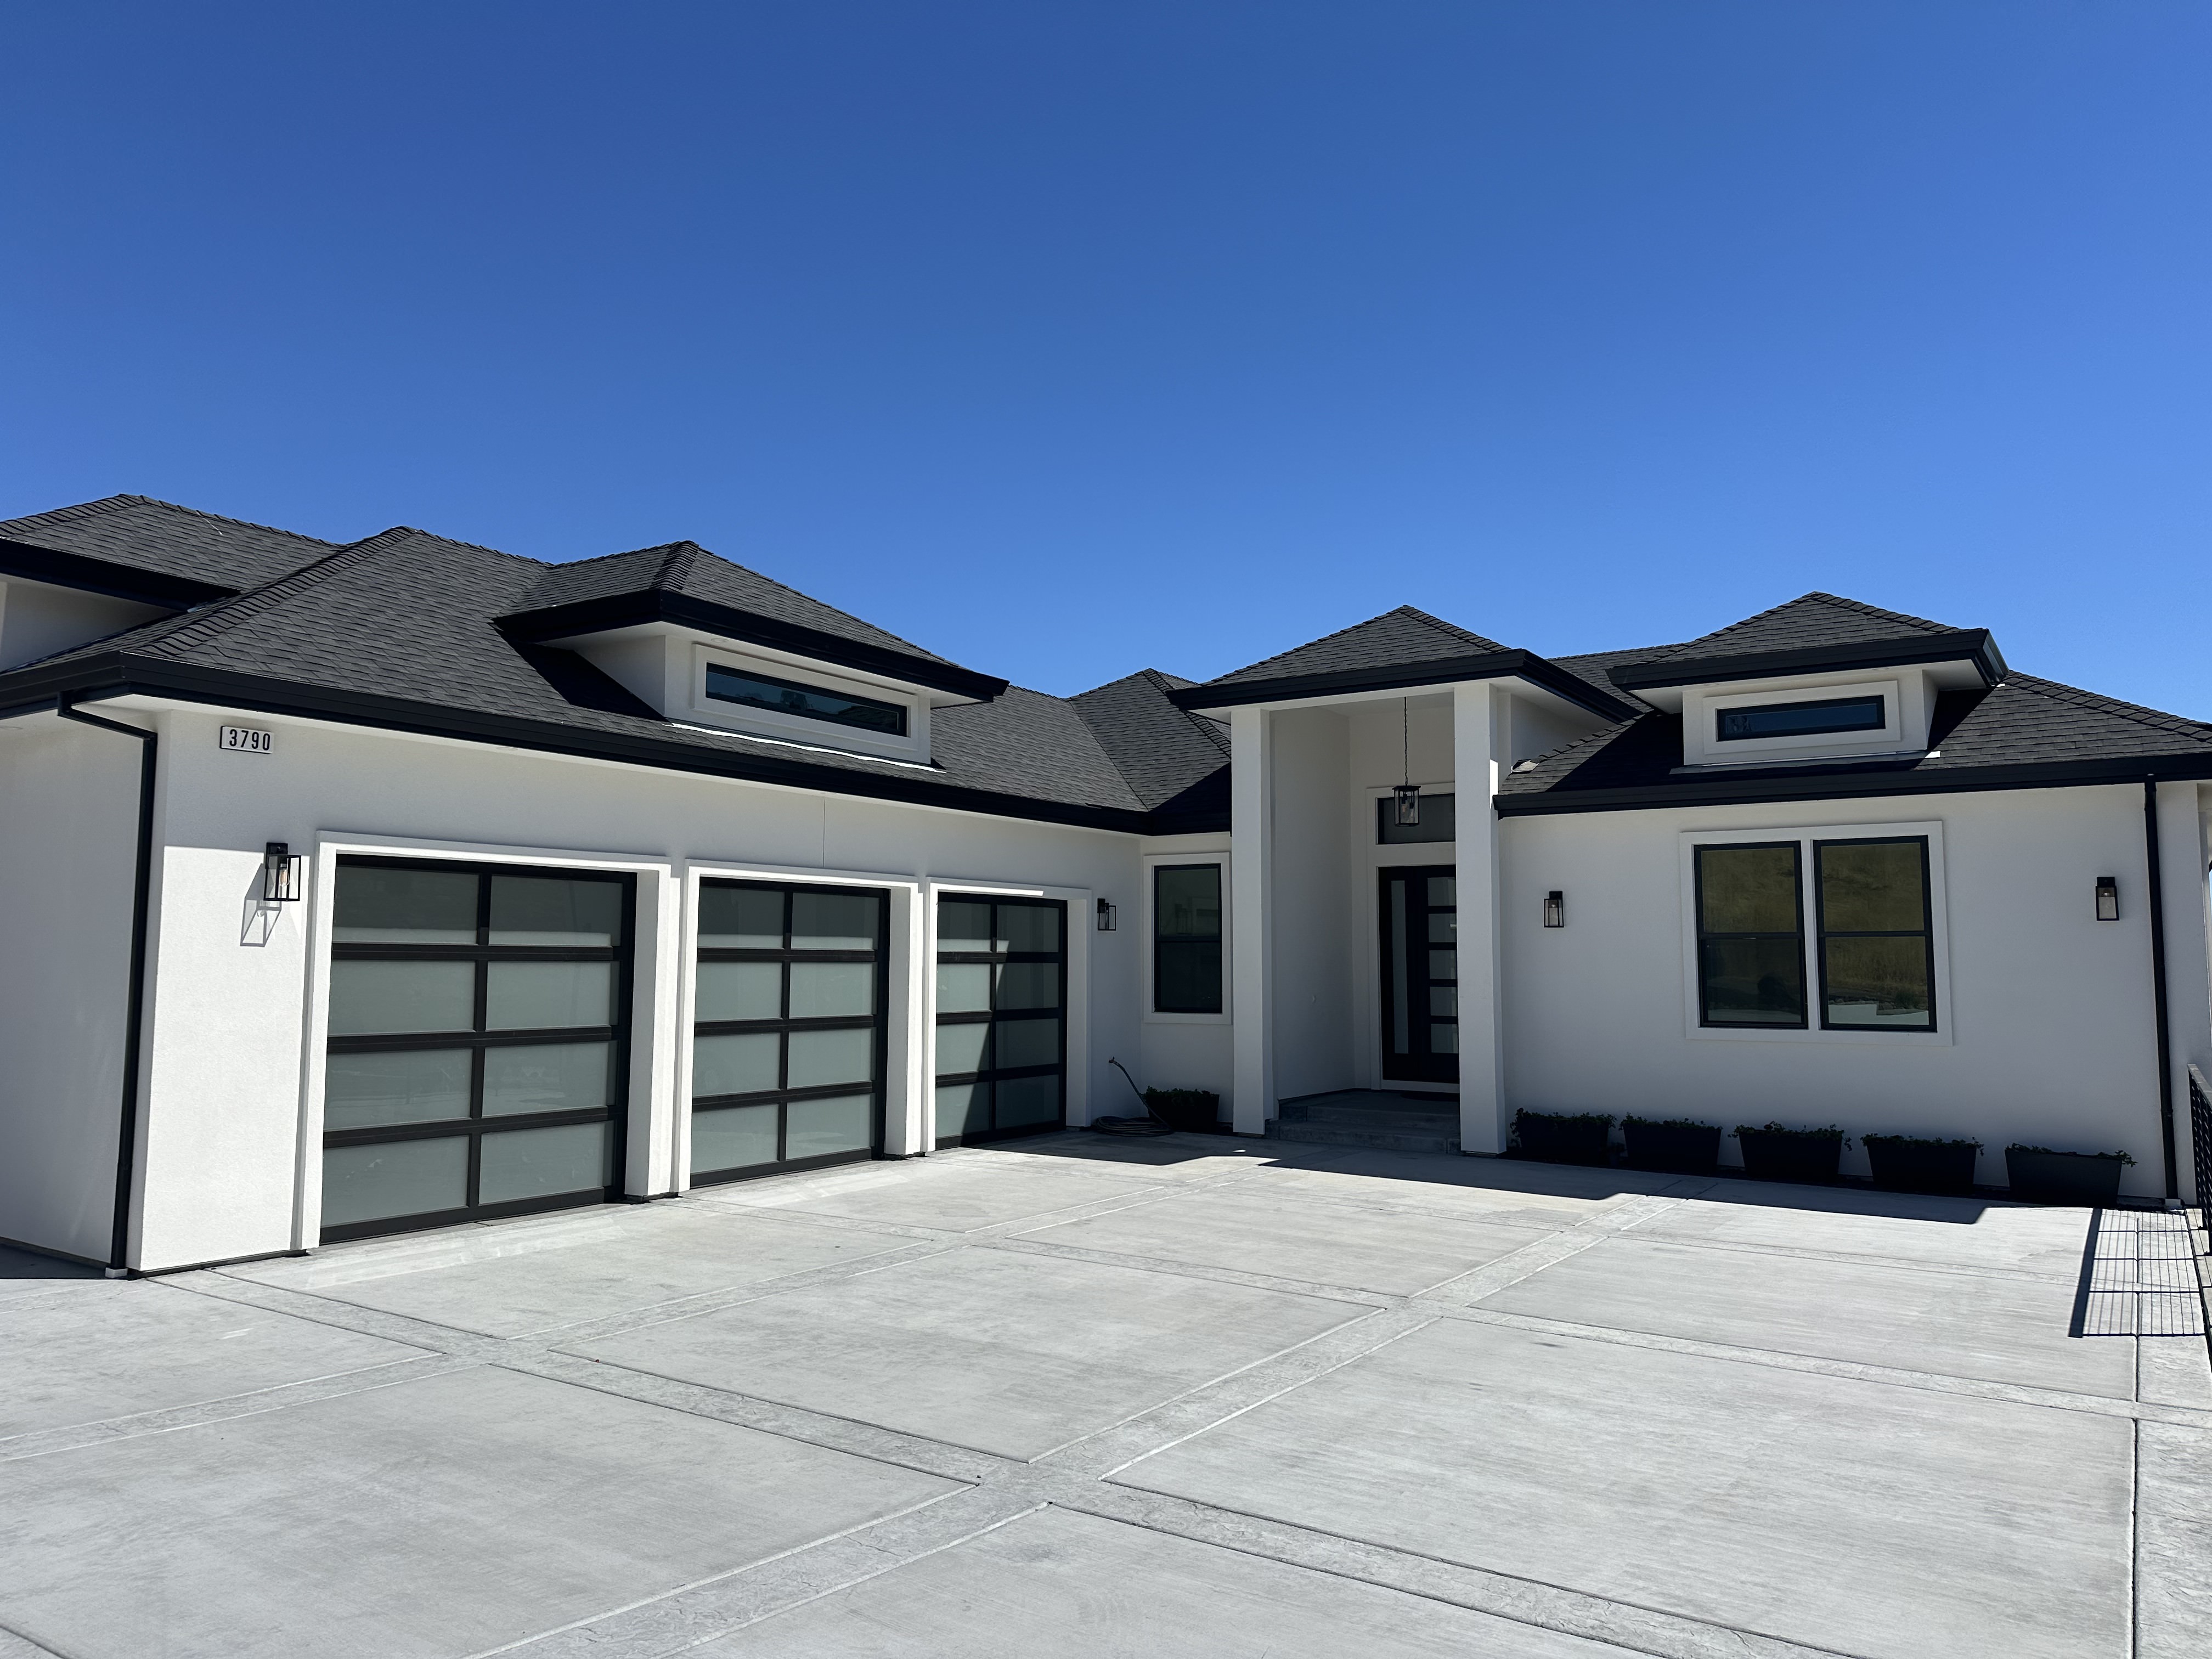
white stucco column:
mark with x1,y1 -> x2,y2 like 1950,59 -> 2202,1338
2154,781 -> 2211,1204
1229,704 -> 1273,1133
1452,682 -> 1506,1154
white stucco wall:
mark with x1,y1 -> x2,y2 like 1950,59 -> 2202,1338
1269,709 -> 1353,1102
0,714 -> 150,1263
1499,783 -> 2204,1198
87,701 -> 1152,1271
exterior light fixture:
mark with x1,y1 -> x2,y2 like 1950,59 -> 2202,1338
1394,696 -> 1420,826
1096,898 -> 1118,931
1543,890 -> 1565,928
2094,877 -> 2119,922
262,842 -> 302,904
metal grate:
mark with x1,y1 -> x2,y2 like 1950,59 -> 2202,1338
2075,1208 -> 2207,1338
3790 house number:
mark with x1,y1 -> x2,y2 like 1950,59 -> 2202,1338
218,725 -> 274,755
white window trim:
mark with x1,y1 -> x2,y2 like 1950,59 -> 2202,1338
1678,819 -> 1953,1046
1680,674 -> 1924,769
686,641 -> 930,763
1142,851 -> 1232,1026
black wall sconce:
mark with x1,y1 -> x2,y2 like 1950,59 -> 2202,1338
2094,876 -> 2118,922
1393,696 -> 1420,825
1096,898 -> 1118,931
262,842 -> 302,904
1543,890 -> 1565,928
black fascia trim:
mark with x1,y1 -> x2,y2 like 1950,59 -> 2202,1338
1170,650 -> 1640,722
1494,752 -> 2212,817
7,656 -> 1186,836
0,538 -> 234,609
496,590 -> 1009,703
1608,630 -> 2004,692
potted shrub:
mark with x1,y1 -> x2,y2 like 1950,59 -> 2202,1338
1511,1110 -> 1614,1166
1734,1122 -> 1848,1184
1621,1116 -> 1721,1175
1863,1133 -> 1982,1195
1144,1088 -> 1221,1133
2005,1145 -> 2133,1204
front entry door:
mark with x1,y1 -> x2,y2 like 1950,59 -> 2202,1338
1379,866 -> 1458,1083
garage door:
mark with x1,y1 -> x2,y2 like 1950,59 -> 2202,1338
321,859 -> 632,1242
934,895 -> 1066,1146
690,880 -> 888,1183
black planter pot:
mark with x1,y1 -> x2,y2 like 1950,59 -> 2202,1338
2005,1148 -> 2126,1205
1514,1115 -> 1613,1166
1146,1090 -> 1221,1133
1736,1129 -> 1843,1184
1622,1121 -> 1721,1175
1864,1138 -> 1979,1195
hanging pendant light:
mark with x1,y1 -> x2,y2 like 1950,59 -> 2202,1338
1393,695 -> 1421,826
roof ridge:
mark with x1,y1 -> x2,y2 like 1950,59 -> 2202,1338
374,524 -> 543,565
654,540 -> 702,590
1654,591 -> 1955,661
7,493 -> 342,549
675,543 -> 953,662
2002,673 -> 2212,747
1797,590 -> 1955,636
1398,605 -> 1500,651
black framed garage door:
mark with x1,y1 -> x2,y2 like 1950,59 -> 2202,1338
321,858 -> 633,1243
934,895 -> 1066,1146
689,880 -> 888,1184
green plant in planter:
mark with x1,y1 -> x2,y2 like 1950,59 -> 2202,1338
2006,1144 -> 2134,1164
2004,1143 -> 2134,1205
1620,1115 -> 1722,1174
1143,1088 -> 1220,1132
1733,1122 -> 1850,1184
1863,1133 -> 1983,1195
1511,1109 -> 1615,1167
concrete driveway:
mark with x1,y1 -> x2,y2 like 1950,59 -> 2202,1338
2,1133 -> 2208,1658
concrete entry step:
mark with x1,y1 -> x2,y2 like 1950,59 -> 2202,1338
1266,1090 -> 1463,1154
1265,1121 -> 1462,1154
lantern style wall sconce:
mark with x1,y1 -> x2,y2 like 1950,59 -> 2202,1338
1543,890 -> 1565,928
1393,695 -> 1420,825
2094,877 -> 2119,922
1096,898 -> 1118,931
1392,781 -> 1422,826
262,842 -> 302,905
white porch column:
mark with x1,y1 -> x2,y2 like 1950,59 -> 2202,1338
2154,781 -> 2211,1204
1230,704 -> 1273,1134
1452,682 -> 1507,1154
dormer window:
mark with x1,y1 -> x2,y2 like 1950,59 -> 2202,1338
704,664 -> 909,738
1716,695 -> 1884,744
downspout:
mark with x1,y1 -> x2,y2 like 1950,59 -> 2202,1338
2143,778 -> 2179,1203
54,694 -> 157,1273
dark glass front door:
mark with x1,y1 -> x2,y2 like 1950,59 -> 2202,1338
1379,866 -> 1458,1084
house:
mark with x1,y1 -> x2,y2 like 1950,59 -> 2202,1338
2,494 -> 2206,1274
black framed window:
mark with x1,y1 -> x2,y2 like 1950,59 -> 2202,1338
1716,696 -> 1884,743
934,897 -> 1065,1146
322,859 -> 633,1243
1695,842 -> 1806,1028
703,664 -> 908,737
1815,837 -> 1935,1030
690,881 -> 888,1183
1153,864 -> 1222,1014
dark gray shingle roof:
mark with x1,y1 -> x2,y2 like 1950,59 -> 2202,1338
1203,606 -> 1507,689
1070,670 -> 1231,820
0,495 -> 336,592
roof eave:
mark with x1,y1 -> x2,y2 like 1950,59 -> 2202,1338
1169,650 -> 1640,722
0,538 -> 235,610
1607,630 -> 2005,693
496,590 -> 1007,702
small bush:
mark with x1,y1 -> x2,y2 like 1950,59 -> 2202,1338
1515,1109 -> 1614,1128
1863,1133 -> 1982,1151
2006,1143 -> 2134,1165
1622,1115 -> 1717,1131
1735,1121 -> 1851,1147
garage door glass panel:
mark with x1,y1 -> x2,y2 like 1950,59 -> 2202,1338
690,880 -> 887,1183
934,895 -> 1065,1146
331,867 -> 478,944
488,876 -> 622,946
787,1094 -> 872,1159
485,960 -> 614,1030
324,1049 -> 472,1131
692,1104 -> 778,1173
329,960 -> 476,1036
322,858 -> 631,1243
321,1138 -> 469,1230
482,1042 -> 614,1116
695,960 -> 783,1023
478,1122 -> 613,1205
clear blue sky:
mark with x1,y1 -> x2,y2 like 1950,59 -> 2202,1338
4,3 -> 2206,712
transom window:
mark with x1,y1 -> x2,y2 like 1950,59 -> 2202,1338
1716,695 -> 1884,743
704,663 -> 908,737
1695,836 -> 1935,1032
1153,864 -> 1222,1014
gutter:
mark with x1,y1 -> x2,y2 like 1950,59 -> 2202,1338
2145,779 -> 2179,1203
52,694 -> 157,1274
